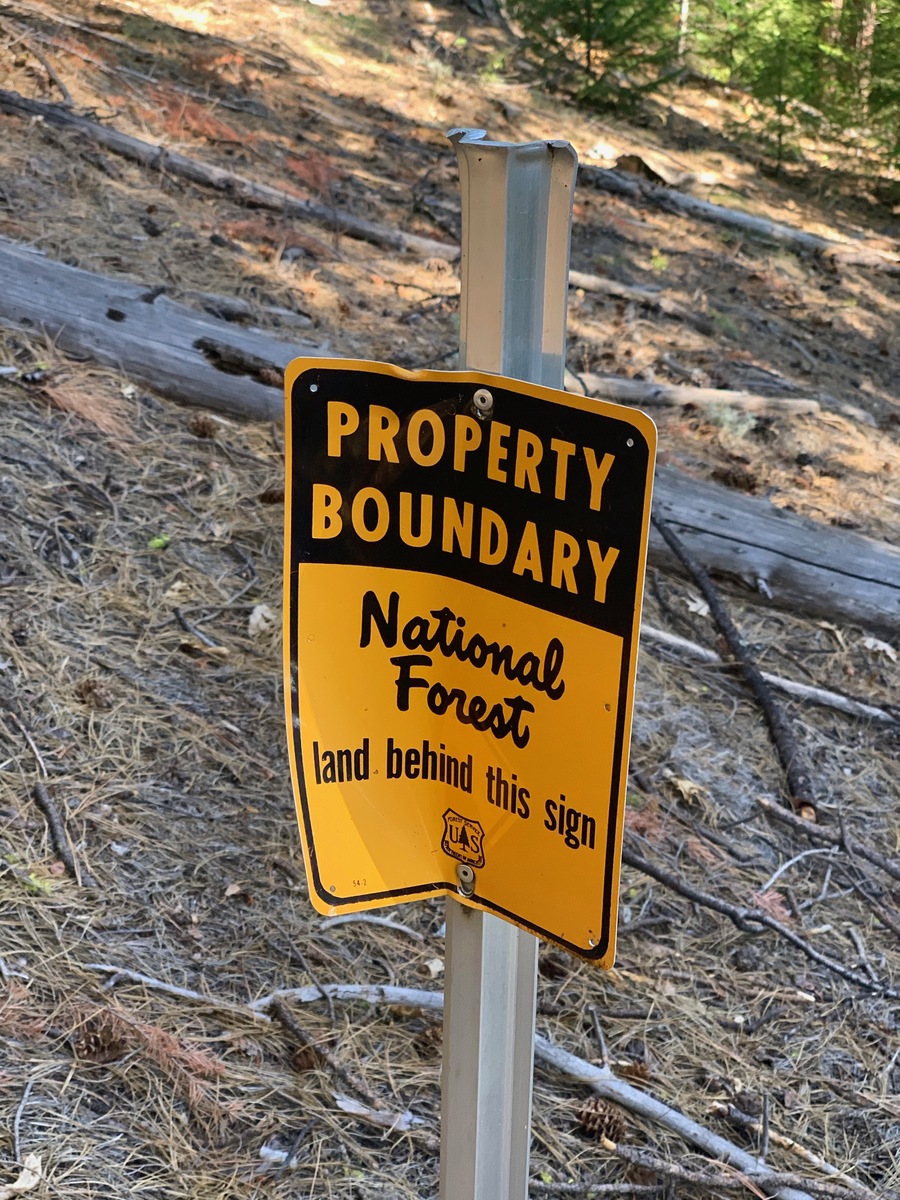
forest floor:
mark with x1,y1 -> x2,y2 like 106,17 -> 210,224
0,1 -> 898,1198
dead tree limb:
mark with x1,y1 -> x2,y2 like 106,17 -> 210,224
755,797 -> 900,885
652,511 -> 818,818
268,998 -> 385,1113
620,843 -> 900,1000
640,624 -> 899,726
0,89 -> 457,261
529,1182 -> 661,1197
32,781 -> 98,887
605,1144 -> 877,1200
578,164 -> 900,273
250,983 -> 819,1200
568,369 -> 820,415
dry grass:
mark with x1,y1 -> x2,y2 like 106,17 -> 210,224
0,1 -> 899,1196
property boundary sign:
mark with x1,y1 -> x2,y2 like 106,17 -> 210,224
284,358 -> 656,962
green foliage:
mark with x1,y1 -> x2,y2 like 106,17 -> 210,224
506,0 -> 679,106
689,0 -> 900,167
509,0 -> 900,167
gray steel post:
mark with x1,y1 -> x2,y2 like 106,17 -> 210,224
440,128 -> 578,1200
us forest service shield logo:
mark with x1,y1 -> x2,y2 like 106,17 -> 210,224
441,810 -> 486,869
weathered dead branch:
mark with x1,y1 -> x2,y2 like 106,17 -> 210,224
249,981 -> 859,1200
0,89 -> 458,260
578,164 -> 900,273
605,1144 -> 876,1200
268,997 -> 386,1113
568,369 -> 821,415
620,844 -> 900,1000
32,782 -> 98,887
640,624 -> 899,726
755,797 -> 900,885
652,511 -> 817,818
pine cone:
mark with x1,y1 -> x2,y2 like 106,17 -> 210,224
188,413 -> 218,439
576,1096 -> 626,1144
615,1057 -> 651,1083
71,1012 -> 128,1064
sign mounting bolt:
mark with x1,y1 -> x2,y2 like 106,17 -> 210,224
472,388 -> 494,420
456,863 -> 476,897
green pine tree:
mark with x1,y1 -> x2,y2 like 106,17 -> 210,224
506,0 -> 679,106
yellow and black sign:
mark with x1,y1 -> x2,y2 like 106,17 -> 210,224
283,359 -> 656,962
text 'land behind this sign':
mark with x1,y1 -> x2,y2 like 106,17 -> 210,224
284,360 -> 656,962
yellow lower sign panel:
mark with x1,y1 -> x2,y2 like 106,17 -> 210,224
284,360 -> 656,962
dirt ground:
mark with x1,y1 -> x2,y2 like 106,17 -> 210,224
0,1 -> 898,1197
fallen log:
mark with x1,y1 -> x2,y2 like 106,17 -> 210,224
567,269 -> 664,302
650,464 -> 900,635
578,163 -> 900,273
6,86 -> 894,276
567,369 -> 820,414
0,89 -> 457,261
0,234 -> 316,420
1,235 -> 897,634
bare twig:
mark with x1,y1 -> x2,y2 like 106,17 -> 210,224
3,709 -> 48,777
268,938 -> 336,1025
173,607 -> 221,648
846,927 -> 879,984
608,1143 -> 876,1200
13,1079 -> 34,1164
651,512 -> 817,818
640,624 -> 898,726
707,1103 -> 876,1193
846,877 -> 900,938
621,844 -> 900,999
271,856 -> 304,884
0,19 -> 73,104
32,782 -> 98,887
758,848 -> 839,894
319,914 -> 426,942
755,797 -> 900,884
83,962 -> 270,1021
589,1006 -> 610,1067
529,1181 -> 662,1196
268,998 -> 385,1112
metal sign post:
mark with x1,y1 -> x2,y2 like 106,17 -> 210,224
283,126 -> 655,1196
440,129 -> 578,1200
